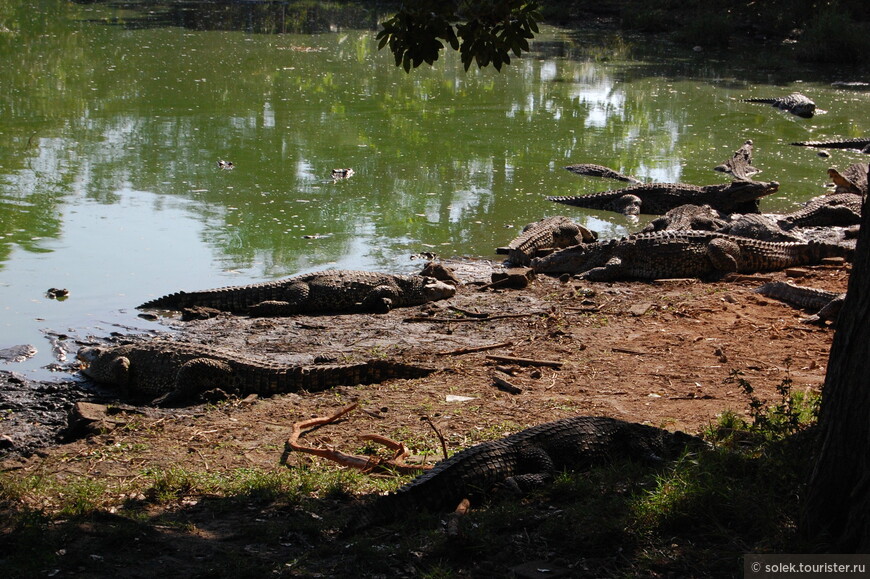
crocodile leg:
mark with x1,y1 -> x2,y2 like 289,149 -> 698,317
359,284 -> 404,313
706,238 -> 740,272
153,357 -> 234,406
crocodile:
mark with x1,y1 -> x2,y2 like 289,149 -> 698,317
713,140 -> 759,180
530,230 -> 850,280
547,180 -> 779,216
564,163 -> 642,184
743,92 -> 816,118
717,213 -> 806,243
754,281 -> 844,325
77,340 -> 435,406
641,204 -> 726,233
500,216 -> 597,266
778,193 -> 863,229
345,415 -> 702,531
828,163 -> 869,195
791,138 -> 870,153
138,270 -> 456,316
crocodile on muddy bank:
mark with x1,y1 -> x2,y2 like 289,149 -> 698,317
344,415 -> 704,532
77,340 -> 435,406
138,269 -> 456,317
530,230 -> 851,280
547,180 -> 779,216
498,215 -> 597,266
754,281 -> 844,325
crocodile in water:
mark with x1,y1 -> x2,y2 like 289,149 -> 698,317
530,230 -> 850,280
547,180 -> 779,216
743,92 -> 816,118
713,140 -> 759,180
499,216 -> 597,266
138,270 -> 456,316
754,281 -> 844,325
563,163 -> 642,184
77,340 -> 435,406
791,138 -> 870,153
345,415 -> 702,531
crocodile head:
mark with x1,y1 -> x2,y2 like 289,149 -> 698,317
714,181 -> 779,213
77,346 -> 130,387
420,277 -> 457,302
530,242 -> 598,275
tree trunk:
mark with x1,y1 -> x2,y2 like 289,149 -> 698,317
803,166 -> 870,551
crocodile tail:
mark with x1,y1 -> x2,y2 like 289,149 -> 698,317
138,288 -> 247,312
743,97 -> 776,104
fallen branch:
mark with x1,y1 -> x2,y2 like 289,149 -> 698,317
448,306 -> 489,318
493,373 -> 523,395
437,341 -> 513,356
611,347 -> 647,355
404,312 -> 544,323
286,403 -> 430,475
423,416 -> 449,460
485,354 -> 564,368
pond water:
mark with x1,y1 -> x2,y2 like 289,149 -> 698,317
0,1 -> 867,379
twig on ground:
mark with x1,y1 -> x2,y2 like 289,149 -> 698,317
493,373 -> 523,395
485,354 -> 564,368
437,341 -> 513,356
423,416 -> 449,461
286,403 -> 430,475
404,312 -> 543,323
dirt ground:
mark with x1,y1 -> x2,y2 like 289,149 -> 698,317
0,258 -> 849,577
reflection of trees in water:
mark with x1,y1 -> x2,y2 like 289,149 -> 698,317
72,1 -> 384,34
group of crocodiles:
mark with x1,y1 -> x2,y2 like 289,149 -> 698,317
507,131 -> 866,285
78,270 -> 457,404
72,90 -> 864,533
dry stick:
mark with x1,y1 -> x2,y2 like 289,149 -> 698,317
423,416 -> 449,461
485,354 -> 564,368
611,347 -> 647,355
437,341 -> 514,356
286,403 -> 429,475
448,305 -> 489,318
493,373 -> 523,395
404,312 -> 543,323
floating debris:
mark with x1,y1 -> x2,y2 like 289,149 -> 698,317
45,288 -> 69,300
331,168 -> 354,180
217,160 -> 235,170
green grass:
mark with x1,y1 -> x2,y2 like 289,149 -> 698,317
0,367 -> 822,577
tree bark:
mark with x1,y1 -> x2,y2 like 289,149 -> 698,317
803,166 -> 870,551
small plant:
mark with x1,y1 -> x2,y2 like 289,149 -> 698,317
719,357 -> 819,441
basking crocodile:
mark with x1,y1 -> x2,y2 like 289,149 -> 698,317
828,163 -> 869,195
345,416 -> 702,531
642,204 -> 726,233
717,213 -> 805,243
778,193 -> 863,229
138,270 -> 456,316
754,281 -> 844,325
791,138 -> 870,153
77,340 -> 435,406
547,180 -> 779,216
530,230 -> 850,280
564,163 -> 642,184
500,216 -> 597,266
713,140 -> 759,180
743,92 -> 816,118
